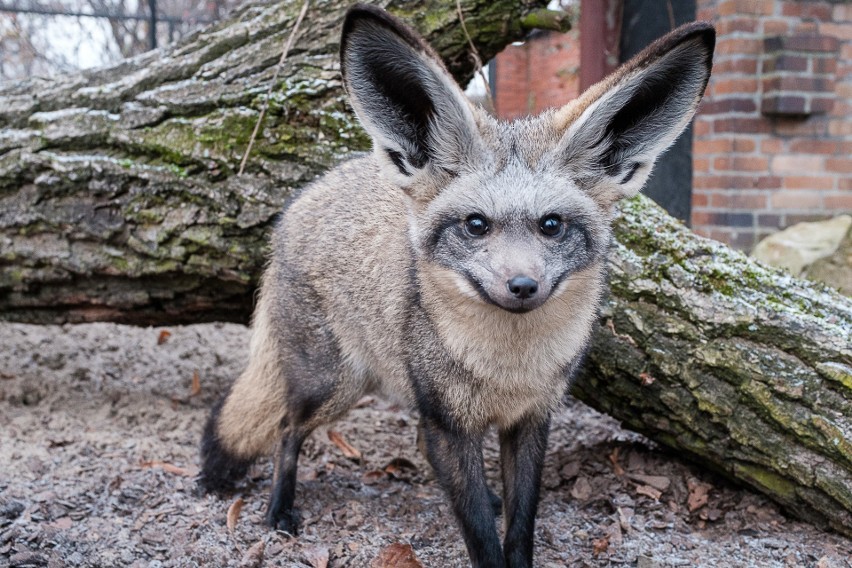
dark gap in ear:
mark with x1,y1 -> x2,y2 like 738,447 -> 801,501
386,148 -> 411,176
620,162 -> 641,185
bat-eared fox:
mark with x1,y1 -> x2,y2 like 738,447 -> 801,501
199,5 -> 714,566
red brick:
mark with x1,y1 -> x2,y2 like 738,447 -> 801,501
819,22 -> 852,41
828,120 -> 852,136
783,176 -> 836,190
762,19 -> 789,35
774,119 -> 828,137
812,57 -> 838,74
757,213 -> 783,229
719,0 -> 774,16
762,76 -> 834,94
695,120 -> 712,136
763,54 -> 809,73
824,194 -> 852,209
709,192 -> 768,208
694,175 -> 779,190
692,192 -> 710,208
701,97 -> 758,114
826,158 -> 852,173
755,176 -> 784,189
789,140 -> 842,154
762,95 -> 808,115
713,117 -> 770,134
716,37 -> 763,56
786,213 -> 832,225
782,3 -> 833,20
713,78 -> 759,95
833,5 -> 852,21
695,158 -> 711,173
714,156 -> 769,171
771,191 -> 822,208
764,35 -> 841,53
733,138 -> 757,152
713,58 -> 759,74
770,154 -> 824,173
760,139 -> 784,153
694,139 -> 733,154
728,230 -> 758,250
809,96 -> 835,114
718,17 -> 760,34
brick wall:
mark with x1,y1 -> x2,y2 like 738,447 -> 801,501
493,30 -> 580,119
692,0 -> 852,249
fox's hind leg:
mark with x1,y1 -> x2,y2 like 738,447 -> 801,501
198,295 -> 289,493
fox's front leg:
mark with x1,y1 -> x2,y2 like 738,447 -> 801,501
419,417 -> 503,568
499,413 -> 551,568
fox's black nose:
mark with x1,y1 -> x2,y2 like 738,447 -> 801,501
507,276 -> 539,299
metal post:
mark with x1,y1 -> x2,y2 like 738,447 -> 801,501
148,0 -> 157,50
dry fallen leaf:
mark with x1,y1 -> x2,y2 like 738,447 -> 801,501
328,430 -> 362,460
139,460 -> 196,477
627,473 -> 671,492
49,517 -> 73,530
559,461 -> 581,480
362,470 -> 386,485
227,497 -> 244,534
190,370 -> 202,397
609,447 -> 625,476
592,535 -> 610,556
687,478 -> 712,512
371,543 -> 423,568
635,484 -> 663,501
570,476 -> 592,501
157,330 -> 172,345
304,546 -> 329,568
238,540 -> 264,568
384,457 -> 417,479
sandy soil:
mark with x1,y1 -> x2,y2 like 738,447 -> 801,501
1,322 -> 850,568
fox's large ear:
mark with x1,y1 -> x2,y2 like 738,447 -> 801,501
340,4 -> 483,192
555,22 -> 715,207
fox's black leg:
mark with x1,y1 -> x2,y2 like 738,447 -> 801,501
265,423 -> 307,534
420,417 -> 503,568
417,421 -> 502,516
499,413 -> 551,568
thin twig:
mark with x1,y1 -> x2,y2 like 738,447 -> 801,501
239,0 -> 310,176
455,0 -> 493,108
666,0 -> 675,30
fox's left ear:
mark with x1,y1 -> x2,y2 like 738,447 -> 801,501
555,22 -> 715,206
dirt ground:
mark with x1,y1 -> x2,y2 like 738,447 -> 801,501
1,322 -> 850,568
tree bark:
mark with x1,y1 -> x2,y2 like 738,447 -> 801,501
1,0 -> 850,539
574,197 -> 852,538
0,0 -> 561,324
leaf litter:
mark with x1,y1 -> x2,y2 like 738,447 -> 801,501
0,321 -> 850,566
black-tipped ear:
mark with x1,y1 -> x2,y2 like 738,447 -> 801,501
557,21 -> 715,206
340,4 -> 482,189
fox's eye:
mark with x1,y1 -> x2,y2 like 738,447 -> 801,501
464,214 -> 489,237
539,215 -> 564,237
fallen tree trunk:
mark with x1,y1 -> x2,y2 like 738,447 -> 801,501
575,197 -> 852,537
0,0 -> 565,324
1,0 -> 850,539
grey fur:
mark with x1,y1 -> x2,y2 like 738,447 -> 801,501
200,6 -> 714,567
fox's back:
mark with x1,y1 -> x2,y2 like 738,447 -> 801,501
272,156 -> 415,402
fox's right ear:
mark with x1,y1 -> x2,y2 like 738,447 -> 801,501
340,4 -> 483,195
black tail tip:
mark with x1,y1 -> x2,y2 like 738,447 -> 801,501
198,398 -> 253,494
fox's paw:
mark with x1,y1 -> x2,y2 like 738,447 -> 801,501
266,508 -> 300,536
